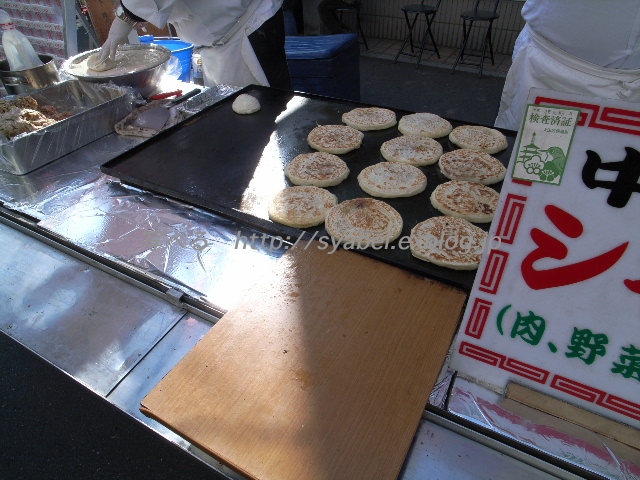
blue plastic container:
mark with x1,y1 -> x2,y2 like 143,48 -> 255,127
139,35 -> 194,82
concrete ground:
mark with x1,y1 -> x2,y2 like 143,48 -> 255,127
359,36 -> 507,126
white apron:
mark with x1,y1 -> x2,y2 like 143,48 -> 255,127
199,0 -> 270,88
494,26 -> 640,131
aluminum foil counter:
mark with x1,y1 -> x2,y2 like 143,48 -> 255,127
0,84 -> 636,480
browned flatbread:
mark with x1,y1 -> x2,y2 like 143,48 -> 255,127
268,186 -> 338,228
357,162 -> 427,198
430,180 -> 499,223
325,198 -> 403,247
307,125 -> 364,154
380,135 -> 443,166
449,125 -> 508,154
438,149 -> 506,185
285,152 -> 350,187
398,113 -> 453,138
342,107 -> 397,131
410,216 -> 487,270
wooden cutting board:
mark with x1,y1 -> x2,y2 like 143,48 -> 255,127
141,243 -> 466,480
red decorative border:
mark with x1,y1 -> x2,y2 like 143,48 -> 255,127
495,194 -> 528,244
459,345 -> 640,422
551,376 -> 640,421
598,395 -> 640,422
535,96 -> 640,136
459,341 -> 503,366
534,97 -> 597,126
459,342 -> 549,383
464,297 -> 493,339
503,358 -> 549,383
478,250 -> 509,295
512,178 -> 533,186
550,375 -> 605,402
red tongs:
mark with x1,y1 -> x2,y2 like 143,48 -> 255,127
149,89 -> 183,100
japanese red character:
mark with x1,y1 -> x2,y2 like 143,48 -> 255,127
624,279 -> 640,294
521,205 -> 629,290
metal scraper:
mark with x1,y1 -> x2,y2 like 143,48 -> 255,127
133,88 -> 201,130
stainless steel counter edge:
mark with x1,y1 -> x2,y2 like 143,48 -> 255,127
0,207 -> 226,322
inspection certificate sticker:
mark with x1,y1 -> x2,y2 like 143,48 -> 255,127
512,104 -> 580,185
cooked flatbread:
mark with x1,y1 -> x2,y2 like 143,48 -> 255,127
342,107 -> 397,131
449,125 -> 508,154
410,216 -> 487,270
430,180 -> 499,223
307,125 -> 364,154
285,152 -> 349,187
398,113 -> 453,138
439,149 -> 506,185
358,162 -> 427,198
325,198 -> 403,247
380,135 -> 443,166
268,186 -> 338,228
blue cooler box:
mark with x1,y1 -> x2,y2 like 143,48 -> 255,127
285,34 -> 360,101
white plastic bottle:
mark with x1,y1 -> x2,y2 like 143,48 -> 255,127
191,48 -> 204,86
0,9 -> 43,71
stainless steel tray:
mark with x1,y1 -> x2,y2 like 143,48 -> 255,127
0,80 -> 135,175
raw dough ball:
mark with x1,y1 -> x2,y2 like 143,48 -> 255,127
232,94 -> 260,114
86,52 -> 117,72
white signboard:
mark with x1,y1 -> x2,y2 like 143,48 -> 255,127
451,89 -> 640,428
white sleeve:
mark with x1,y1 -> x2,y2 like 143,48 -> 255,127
121,0 -> 175,30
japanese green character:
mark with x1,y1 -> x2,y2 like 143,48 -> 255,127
512,311 -> 545,345
565,328 -> 608,365
611,344 -> 640,382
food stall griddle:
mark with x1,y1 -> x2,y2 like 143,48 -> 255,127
102,85 -> 516,291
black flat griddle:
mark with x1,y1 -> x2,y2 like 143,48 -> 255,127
102,85 -> 517,291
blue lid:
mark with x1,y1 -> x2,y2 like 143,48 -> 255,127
138,36 -> 193,53
285,34 -> 358,59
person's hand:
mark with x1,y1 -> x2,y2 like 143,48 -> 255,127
98,17 -> 133,62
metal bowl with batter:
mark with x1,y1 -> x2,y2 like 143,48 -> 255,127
62,44 -> 173,97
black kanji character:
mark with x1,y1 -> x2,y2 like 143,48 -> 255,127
582,147 -> 640,208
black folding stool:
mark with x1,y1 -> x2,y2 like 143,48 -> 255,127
451,0 -> 501,77
336,1 -> 369,50
394,0 -> 442,68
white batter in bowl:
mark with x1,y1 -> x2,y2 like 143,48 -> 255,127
62,44 -> 172,97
